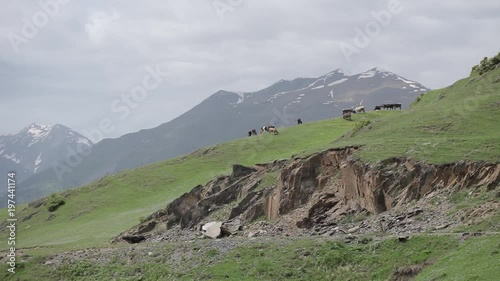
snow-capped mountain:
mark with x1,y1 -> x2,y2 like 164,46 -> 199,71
0,123 -> 93,179
203,67 -> 429,123
20,67 -> 429,205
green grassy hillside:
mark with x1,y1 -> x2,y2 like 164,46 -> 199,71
1,58 -> 500,280
2,67 -> 499,252
332,67 -> 500,163
2,115 -> 384,251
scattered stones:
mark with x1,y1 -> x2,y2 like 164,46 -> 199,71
344,235 -> 357,243
221,218 -> 242,236
435,223 -> 451,230
348,226 -> 360,234
248,230 -> 266,238
110,151 -> 499,246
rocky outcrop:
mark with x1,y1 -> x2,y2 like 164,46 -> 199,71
113,148 -> 499,243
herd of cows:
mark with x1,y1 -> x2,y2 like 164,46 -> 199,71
342,103 -> 402,120
248,103 -> 402,136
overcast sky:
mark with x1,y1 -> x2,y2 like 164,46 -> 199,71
1,0 -> 499,139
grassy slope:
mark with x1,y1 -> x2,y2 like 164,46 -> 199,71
1,66 -> 499,280
332,69 -> 500,163
3,234 -> 499,281
1,115 -> 380,251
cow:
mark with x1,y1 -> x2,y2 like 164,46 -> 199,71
268,127 -> 279,135
374,105 -> 381,111
343,112 -> 352,121
342,108 -> 355,114
354,106 -> 365,113
383,103 -> 402,110
260,125 -> 277,134
297,118 -> 303,125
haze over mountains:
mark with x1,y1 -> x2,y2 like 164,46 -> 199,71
3,67 -> 429,205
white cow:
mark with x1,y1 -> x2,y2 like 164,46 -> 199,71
354,105 -> 365,113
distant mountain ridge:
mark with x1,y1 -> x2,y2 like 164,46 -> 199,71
17,67 -> 429,204
0,124 -> 93,206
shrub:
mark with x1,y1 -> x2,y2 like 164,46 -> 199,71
45,193 -> 65,212
471,52 -> 500,75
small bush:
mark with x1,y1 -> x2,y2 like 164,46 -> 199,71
471,52 -> 500,75
45,193 -> 65,212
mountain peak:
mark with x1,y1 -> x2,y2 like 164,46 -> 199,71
0,123 -> 93,180
367,67 -> 395,74
322,68 -> 352,77
21,123 -> 53,138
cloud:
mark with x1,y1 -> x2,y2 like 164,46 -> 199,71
1,0 -> 499,138
85,9 -> 120,46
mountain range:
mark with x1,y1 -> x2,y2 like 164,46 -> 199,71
5,67 -> 429,205
0,124 -> 92,205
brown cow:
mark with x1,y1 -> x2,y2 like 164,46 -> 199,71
343,112 -> 352,121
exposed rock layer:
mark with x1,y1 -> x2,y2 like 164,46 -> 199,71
113,148 -> 499,243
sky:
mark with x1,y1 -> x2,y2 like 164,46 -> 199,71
1,0 -> 499,139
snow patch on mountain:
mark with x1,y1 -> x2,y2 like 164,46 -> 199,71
324,68 -> 352,77
234,92 -> 245,104
77,137 -> 92,146
328,78 -> 348,86
396,77 -> 417,84
358,70 -> 376,79
27,124 -> 52,139
34,153 -> 42,173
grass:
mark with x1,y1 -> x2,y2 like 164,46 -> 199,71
0,115 -> 370,251
1,59 -> 500,280
332,68 -> 500,163
5,234 -> 498,281
415,235 -> 500,281
1,70 -> 498,252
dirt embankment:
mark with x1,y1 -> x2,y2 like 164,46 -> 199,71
113,147 -> 500,243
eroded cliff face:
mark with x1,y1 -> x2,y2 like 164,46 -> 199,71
113,148 -> 499,243
265,148 -> 499,229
